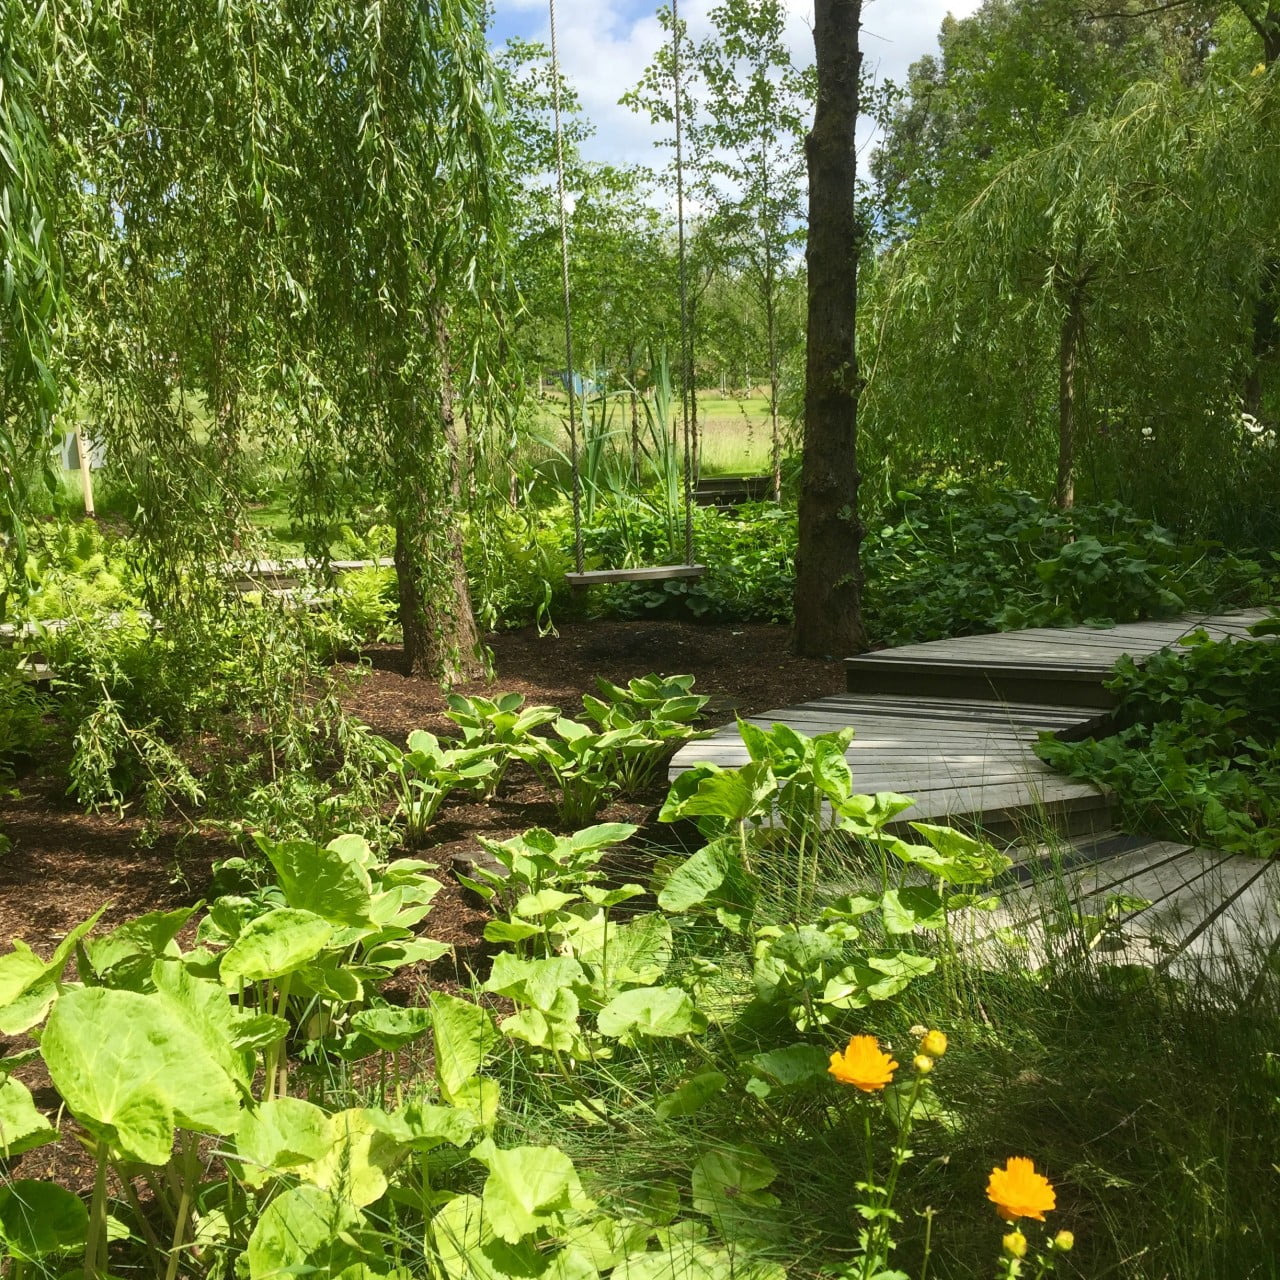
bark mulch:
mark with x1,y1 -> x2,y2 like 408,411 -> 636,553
0,620 -> 841,1187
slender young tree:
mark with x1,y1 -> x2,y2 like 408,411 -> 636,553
794,0 -> 865,658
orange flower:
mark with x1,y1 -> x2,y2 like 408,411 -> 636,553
987,1157 -> 1056,1222
828,1035 -> 898,1092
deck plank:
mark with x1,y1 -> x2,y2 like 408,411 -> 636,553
671,610 -> 1275,975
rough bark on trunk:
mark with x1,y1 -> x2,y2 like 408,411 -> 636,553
1244,260 -> 1278,423
794,0 -> 865,659
1057,281 -> 1086,511
395,311 -> 486,684
766,275 -> 782,502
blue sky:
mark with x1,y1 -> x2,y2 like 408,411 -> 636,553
485,2 -> 984,168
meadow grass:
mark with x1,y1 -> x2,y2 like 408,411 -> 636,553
429,820 -> 1280,1280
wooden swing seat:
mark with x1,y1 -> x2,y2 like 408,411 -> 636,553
564,564 -> 707,588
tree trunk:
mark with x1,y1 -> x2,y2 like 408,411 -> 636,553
1244,260 -> 1278,424
1057,281 -> 1086,511
395,310 -> 486,684
765,258 -> 782,502
794,0 -> 865,659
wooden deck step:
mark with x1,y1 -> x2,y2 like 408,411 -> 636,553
967,833 -> 1280,987
672,691 -> 1113,843
844,609 -> 1273,707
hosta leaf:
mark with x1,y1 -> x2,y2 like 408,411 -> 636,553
364,937 -> 451,970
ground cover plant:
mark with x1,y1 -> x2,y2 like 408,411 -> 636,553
3,703 -> 1276,1279
1037,618 -> 1280,857
567,485 -> 1275,640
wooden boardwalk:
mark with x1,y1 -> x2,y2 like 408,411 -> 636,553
671,608 -> 1279,982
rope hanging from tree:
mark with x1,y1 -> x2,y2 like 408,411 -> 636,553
549,0 -> 703,587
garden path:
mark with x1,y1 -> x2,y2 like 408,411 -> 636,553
669,608 -> 1279,982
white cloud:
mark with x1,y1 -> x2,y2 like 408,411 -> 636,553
492,0 -> 984,169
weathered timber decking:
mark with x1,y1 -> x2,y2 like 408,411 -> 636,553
843,608 -> 1273,707
670,609 -> 1278,980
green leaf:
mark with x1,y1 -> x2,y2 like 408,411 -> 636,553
881,887 -> 947,934
295,1108 -> 404,1207
0,1076 -> 55,1158
501,988 -> 582,1052
664,761 -> 776,823
485,953 -> 587,1010
475,1141 -> 593,1243
747,1043 -> 829,1093
428,1194 -> 505,1280
657,844 -> 728,913
349,1005 -> 433,1050
429,992 -> 498,1102
577,913 -> 672,991
655,1070 -> 727,1119
42,986 -> 242,1164
691,1145 -> 779,1237
0,1181 -> 88,1260
364,937 -> 451,970
259,836 -> 375,926
246,1184 -> 368,1280
236,1097 -> 333,1188
597,987 -> 707,1040
220,908 -> 335,983
377,1098 -> 475,1151
0,984 -> 58,1036
84,905 -> 199,984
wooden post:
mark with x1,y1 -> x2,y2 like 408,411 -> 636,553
74,429 -> 97,518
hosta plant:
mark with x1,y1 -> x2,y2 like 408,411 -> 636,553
376,729 -> 499,843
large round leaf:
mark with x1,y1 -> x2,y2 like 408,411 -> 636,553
0,1181 -> 88,1260
246,1184 -> 367,1280
597,987 -> 707,1040
220,908 -> 334,983
42,987 -> 242,1164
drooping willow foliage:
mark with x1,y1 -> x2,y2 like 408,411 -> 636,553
0,3 -> 64,573
12,0 -> 509,680
860,64 -> 1280,540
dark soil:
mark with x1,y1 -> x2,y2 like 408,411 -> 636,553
0,619 -> 840,1189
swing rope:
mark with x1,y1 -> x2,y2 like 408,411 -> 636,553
671,0 -> 696,569
548,0 -> 585,576
549,0 -> 701,584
